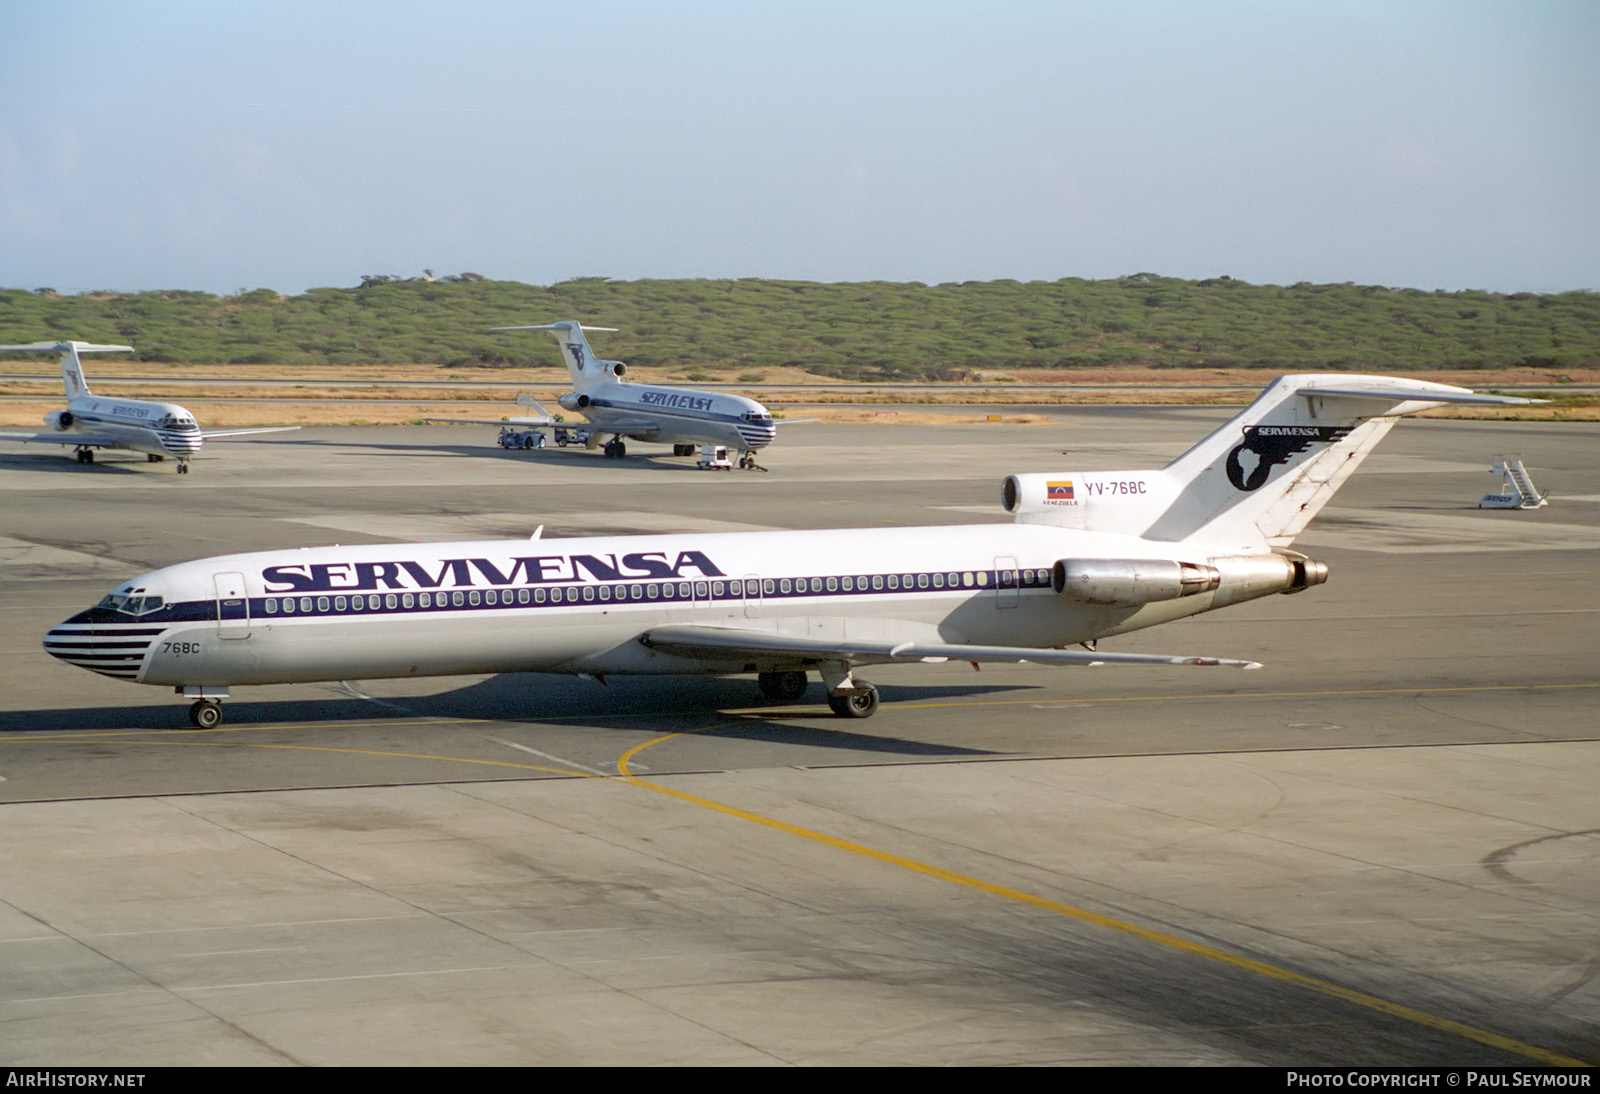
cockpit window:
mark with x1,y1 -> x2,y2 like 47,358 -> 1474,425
742,411 -> 773,424
95,593 -> 165,616
157,416 -> 199,431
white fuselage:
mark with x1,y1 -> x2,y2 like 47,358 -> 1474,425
574,379 -> 777,451
54,395 -> 204,459
44,524 -> 1229,689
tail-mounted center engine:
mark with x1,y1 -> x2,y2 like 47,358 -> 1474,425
1053,559 -> 1219,605
1053,552 -> 1328,608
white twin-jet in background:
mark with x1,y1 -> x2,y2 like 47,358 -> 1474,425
431,321 -> 794,468
46,372 -> 1536,728
0,341 -> 297,473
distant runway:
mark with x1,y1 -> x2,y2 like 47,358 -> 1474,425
1,411 -> 1596,1065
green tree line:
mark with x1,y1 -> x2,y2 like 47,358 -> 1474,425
2,274 -> 1595,380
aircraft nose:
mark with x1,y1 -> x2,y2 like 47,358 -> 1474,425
42,617 -> 156,681
738,423 -> 777,448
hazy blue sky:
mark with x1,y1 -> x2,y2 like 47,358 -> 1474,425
2,1 -> 1595,296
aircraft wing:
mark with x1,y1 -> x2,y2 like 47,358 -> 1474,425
0,431 -> 119,446
423,417 -> 554,427
638,624 -> 1262,669
200,427 -> 301,439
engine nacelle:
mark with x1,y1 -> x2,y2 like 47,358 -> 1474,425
1053,558 -> 1220,605
1208,552 -> 1329,607
1052,553 -> 1328,608
557,392 -> 591,412
46,410 -> 73,430
1003,472 -> 1077,515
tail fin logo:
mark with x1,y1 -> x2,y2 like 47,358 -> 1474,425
567,344 -> 587,371
1225,425 -> 1352,491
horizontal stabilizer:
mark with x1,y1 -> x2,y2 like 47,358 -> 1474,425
489,324 -> 617,334
640,624 -> 1261,670
0,341 -> 134,354
1300,384 -> 1541,407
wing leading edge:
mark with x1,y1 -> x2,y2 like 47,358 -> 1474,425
200,427 -> 301,439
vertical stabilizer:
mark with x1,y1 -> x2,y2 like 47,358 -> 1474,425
60,343 -> 92,400
1144,374 -> 1535,549
1004,374 -> 1538,553
490,320 -> 622,391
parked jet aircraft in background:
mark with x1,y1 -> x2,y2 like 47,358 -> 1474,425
430,321 -> 785,468
0,341 -> 297,473
45,373 -> 1534,728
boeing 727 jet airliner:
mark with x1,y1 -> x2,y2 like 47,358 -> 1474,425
0,340 -> 297,472
45,374 -> 1533,727
432,321 -> 784,467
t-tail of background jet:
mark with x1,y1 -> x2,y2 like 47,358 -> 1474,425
1004,373 -> 1537,554
0,340 -> 133,401
490,320 -> 623,392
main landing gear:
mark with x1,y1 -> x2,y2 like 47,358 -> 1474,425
603,438 -> 628,458
188,699 -> 222,729
826,688 -> 880,719
74,447 -> 95,464
757,668 -> 880,718
758,670 -> 808,702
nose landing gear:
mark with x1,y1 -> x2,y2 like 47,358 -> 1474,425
180,687 -> 229,729
188,699 -> 222,729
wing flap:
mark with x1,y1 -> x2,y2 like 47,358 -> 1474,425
639,624 -> 1261,670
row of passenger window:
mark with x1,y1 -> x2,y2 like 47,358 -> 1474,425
259,568 -> 1056,616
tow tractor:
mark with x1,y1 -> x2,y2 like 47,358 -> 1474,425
552,426 -> 592,447
497,427 -> 546,450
